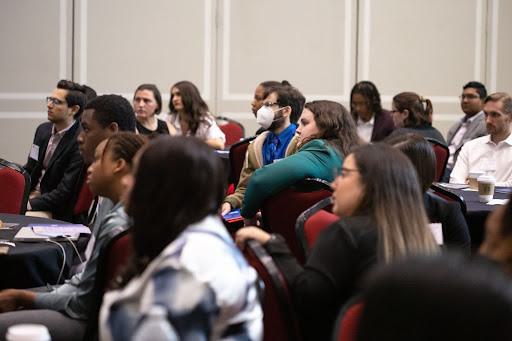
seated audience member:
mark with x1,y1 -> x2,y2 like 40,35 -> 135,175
0,132 -> 147,341
389,92 -> 446,144
221,83 -> 305,215
240,100 -> 360,222
236,144 -> 439,340
100,136 -> 262,340
167,80 -> 226,149
251,80 -> 282,135
133,83 -> 171,136
75,94 -> 137,225
445,82 -> 488,176
24,80 -> 86,220
83,85 -> 97,105
357,254 -> 512,341
386,133 -> 470,253
350,81 -> 395,142
480,195 -> 512,275
450,92 -> 512,186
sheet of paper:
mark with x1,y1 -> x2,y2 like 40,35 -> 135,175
31,224 -> 91,237
428,223 -> 443,245
486,199 -> 509,206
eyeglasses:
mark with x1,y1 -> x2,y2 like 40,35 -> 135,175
459,94 -> 480,100
263,101 -> 279,107
334,167 -> 359,178
46,96 -> 66,105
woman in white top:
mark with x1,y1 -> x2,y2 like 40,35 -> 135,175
168,80 -> 225,149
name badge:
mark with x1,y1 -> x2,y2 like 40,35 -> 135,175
428,223 -> 444,245
29,144 -> 40,160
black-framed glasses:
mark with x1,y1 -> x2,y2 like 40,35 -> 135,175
263,101 -> 279,107
46,96 -> 66,105
459,94 -> 480,100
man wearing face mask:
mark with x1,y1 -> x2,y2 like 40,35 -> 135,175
221,83 -> 305,215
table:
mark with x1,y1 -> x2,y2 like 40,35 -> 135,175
0,213 -> 88,290
437,187 -> 509,249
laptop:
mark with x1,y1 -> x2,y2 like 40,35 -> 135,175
14,227 -> 80,242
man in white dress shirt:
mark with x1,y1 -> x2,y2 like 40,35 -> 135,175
450,92 -> 512,187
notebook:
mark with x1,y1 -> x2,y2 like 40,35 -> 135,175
14,227 -> 80,242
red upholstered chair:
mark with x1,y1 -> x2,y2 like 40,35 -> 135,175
216,116 -> 246,148
228,136 -> 256,187
73,178 -> 94,216
295,197 -> 338,257
261,178 -> 333,264
85,228 -> 133,341
426,138 -> 449,182
333,298 -> 364,341
242,239 -> 302,341
429,183 -> 467,215
0,158 -> 30,214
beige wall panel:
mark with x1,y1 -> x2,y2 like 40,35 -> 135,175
218,0 -> 355,133
361,0 -> 484,96
79,0 -> 214,103
493,0 -> 512,93
0,0 -> 67,92
359,0 -> 487,136
0,0 -> 72,164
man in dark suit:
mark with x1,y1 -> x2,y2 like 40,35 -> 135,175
444,81 -> 488,180
23,80 -> 86,221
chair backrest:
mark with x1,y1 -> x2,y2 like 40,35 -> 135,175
429,184 -> 467,215
228,136 -> 256,187
242,240 -> 302,341
295,197 -> 338,258
261,178 -> 333,264
73,178 -> 94,215
333,298 -> 364,341
426,138 -> 449,182
216,116 -> 246,147
0,158 -> 31,214
85,228 -> 133,341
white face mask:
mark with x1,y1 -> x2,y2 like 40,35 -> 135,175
256,105 -> 284,129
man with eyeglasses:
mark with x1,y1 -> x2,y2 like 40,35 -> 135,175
221,83 -> 305,215
23,80 -> 86,221
444,81 -> 488,179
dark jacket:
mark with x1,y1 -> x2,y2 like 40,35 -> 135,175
24,120 -> 83,221
371,109 -> 395,142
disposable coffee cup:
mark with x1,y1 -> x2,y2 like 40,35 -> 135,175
6,324 -> 51,341
477,174 -> 496,203
468,171 -> 485,190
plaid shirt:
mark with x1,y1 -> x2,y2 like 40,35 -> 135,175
100,215 -> 263,340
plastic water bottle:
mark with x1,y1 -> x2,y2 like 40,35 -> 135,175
132,306 -> 178,341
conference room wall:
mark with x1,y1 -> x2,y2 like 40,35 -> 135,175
0,0 -> 510,165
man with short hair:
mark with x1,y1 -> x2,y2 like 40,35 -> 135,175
0,95 -> 138,340
221,84 -> 306,214
24,80 -> 86,220
450,92 -> 512,186
446,82 -> 488,173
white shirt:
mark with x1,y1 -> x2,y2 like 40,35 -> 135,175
450,133 -> 512,187
447,112 -> 481,167
168,112 -> 226,142
356,116 -> 374,143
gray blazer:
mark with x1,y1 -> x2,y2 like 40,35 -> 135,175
446,111 -> 487,164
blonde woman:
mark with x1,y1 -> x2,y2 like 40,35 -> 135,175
236,143 -> 439,340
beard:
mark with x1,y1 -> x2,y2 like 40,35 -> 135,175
268,112 -> 286,132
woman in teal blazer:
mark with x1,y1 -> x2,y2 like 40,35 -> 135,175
241,100 -> 361,219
